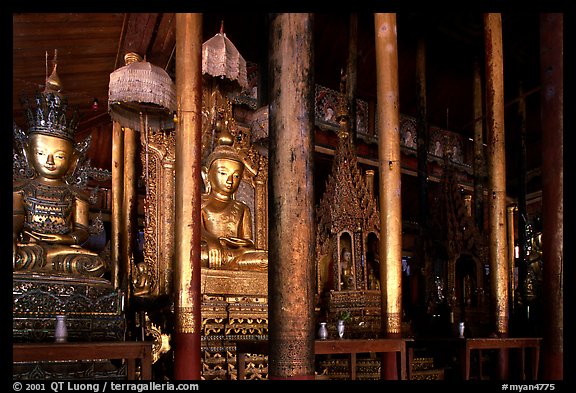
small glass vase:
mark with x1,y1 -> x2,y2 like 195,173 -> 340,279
337,320 -> 345,339
318,322 -> 328,340
55,315 -> 68,343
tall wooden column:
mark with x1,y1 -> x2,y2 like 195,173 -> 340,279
472,57 -> 485,231
374,13 -> 402,380
173,13 -> 203,380
111,121 -> 124,290
346,13 -> 358,139
484,13 -> 509,379
268,13 -> 316,380
517,82 -> 528,320
122,126 -> 138,309
507,205 -> 517,311
540,13 -> 563,380
415,35 -> 430,305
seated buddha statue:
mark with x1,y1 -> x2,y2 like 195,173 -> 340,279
200,128 -> 267,272
339,247 -> 354,289
12,71 -> 109,278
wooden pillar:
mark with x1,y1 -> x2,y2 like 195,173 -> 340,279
173,13 -> 203,380
416,37 -> 429,229
268,13 -> 316,380
415,35 -> 430,308
346,13 -> 358,139
374,13 -> 402,380
111,121 -> 124,290
540,13 -> 563,380
483,13 -> 509,379
507,205 -> 517,312
517,82 -> 528,323
472,57 -> 485,231
122,126 -> 138,308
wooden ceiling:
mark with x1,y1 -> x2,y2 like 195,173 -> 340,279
12,13 -> 544,197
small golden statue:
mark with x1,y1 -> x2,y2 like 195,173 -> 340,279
340,247 -> 354,290
13,58 -> 108,278
200,129 -> 267,271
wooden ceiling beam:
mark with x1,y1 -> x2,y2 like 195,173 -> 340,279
147,13 -> 177,70
118,13 -> 161,66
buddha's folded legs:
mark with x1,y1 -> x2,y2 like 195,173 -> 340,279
201,242 -> 267,272
14,243 -> 108,278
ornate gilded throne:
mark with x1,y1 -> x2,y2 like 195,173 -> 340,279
12,72 -> 126,379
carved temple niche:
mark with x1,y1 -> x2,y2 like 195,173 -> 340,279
426,154 -> 489,335
365,231 -> 381,291
337,231 -> 356,291
314,93 -> 381,338
452,253 -> 483,308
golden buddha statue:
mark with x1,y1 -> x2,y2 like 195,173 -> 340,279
12,68 -> 109,278
340,247 -> 354,289
200,129 -> 268,271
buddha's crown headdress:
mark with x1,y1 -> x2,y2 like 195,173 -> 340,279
206,127 -> 243,169
21,50 -> 79,142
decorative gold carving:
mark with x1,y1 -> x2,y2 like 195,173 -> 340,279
137,128 -> 176,297
315,110 -> 380,296
201,269 -> 267,296
177,307 -> 196,334
315,82 -> 382,339
428,157 -> 488,309
200,291 -> 269,379
143,313 -> 171,364
384,312 -> 402,335
269,335 -> 315,378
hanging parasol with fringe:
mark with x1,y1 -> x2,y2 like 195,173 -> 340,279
202,22 -> 249,94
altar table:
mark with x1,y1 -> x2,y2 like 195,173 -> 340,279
406,337 -> 542,380
235,338 -> 412,380
13,341 -> 153,380
462,337 -> 542,380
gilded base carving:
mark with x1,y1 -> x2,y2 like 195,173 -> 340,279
13,360 -> 127,380
201,268 -> 267,296
13,271 -> 125,343
200,281 -> 269,380
317,357 -> 381,380
324,289 -> 382,338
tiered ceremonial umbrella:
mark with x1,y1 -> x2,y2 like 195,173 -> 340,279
202,22 -> 249,93
108,52 -> 176,132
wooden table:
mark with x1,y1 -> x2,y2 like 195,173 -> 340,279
235,338 -> 412,380
315,338 -> 412,380
406,337 -> 464,380
13,341 -> 153,380
462,338 -> 542,380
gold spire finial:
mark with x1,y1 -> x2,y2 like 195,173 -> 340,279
45,49 -> 62,92
124,52 -> 143,66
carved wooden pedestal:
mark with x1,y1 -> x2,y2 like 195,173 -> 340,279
12,271 -> 126,379
201,269 -> 268,380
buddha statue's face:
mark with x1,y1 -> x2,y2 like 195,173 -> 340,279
208,158 -> 244,196
341,249 -> 352,266
28,133 -> 74,180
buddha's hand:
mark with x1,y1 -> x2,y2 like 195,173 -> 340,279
219,236 -> 253,248
24,230 -> 66,243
